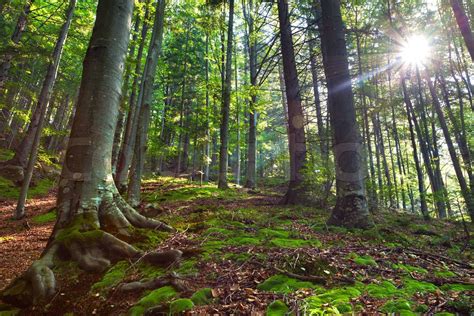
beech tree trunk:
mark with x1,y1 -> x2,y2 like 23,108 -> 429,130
277,0 -> 307,204
218,0 -> 234,189
1,0 -> 173,306
320,0 -> 372,228
128,0 -> 166,206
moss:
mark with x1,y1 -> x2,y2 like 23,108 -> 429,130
128,286 -> 177,316
259,228 -> 290,239
269,238 -> 321,249
434,270 -> 456,278
132,227 -> 168,250
414,304 -> 429,313
381,299 -> 412,313
403,278 -> 438,295
257,274 -> 318,294
223,252 -> 253,263
348,253 -> 377,266
205,227 -> 234,236
91,261 -> 128,292
392,263 -> 428,274
365,280 -> 399,299
138,262 -> 166,279
169,298 -> 194,314
31,210 -> 56,224
266,300 -> 289,316
190,288 -> 214,306
446,294 -> 473,314
305,287 -> 361,314
0,311 -> 20,316
440,283 -> 474,292
433,313 -> 455,316
175,259 -> 198,276
55,213 -> 102,246
227,236 -> 261,246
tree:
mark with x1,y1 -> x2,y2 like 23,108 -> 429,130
320,0 -> 372,228
218,0 -> 234,189
277,0 -> 307,204
1,0 -> 173,306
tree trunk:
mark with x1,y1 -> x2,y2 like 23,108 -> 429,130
277,0 -> 307,204
320,0 -> 372,228
114,2 -> 151,192
450,0 -> 474,61
204,32 -> 211,182
218,0 -> 234,189
127,0 -> 166,207
2,0 -> 173,306
0,0 -> 33,90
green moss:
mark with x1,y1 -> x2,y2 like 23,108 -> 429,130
55,213 -> 103,246
440,283 -> 474,292
348,253 -> 377,266
223,252 -> 253,263
266,300 -> 289,316
169,298 -> 194,314
205,227 -> 234,236
175,259 -> 198,275
381,299 -> 412,313
31,210 -> 56,223
434,270 -> 456,278
392,263 -> 428,274
227,236 -> 261,246
91,261 -> 128,292
365,281 -> 399,298
305,287 -> 361,314
0,311 -> 19,316
257,274 -> 318,294
128,286 -> 177,316
403,278 -> 438,295
190,288 -> 214,306
132,228 -> 168,250
414,304 -> 429,313
269,238 -> 321,248
433,313 -> 455,316
138,262 -> 166,279
0,177 -> 54,200
259,228 -> 290,239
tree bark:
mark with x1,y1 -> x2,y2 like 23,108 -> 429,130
277,0 -> 307,204
218,0 -> 234,189
320,0 -> 372,228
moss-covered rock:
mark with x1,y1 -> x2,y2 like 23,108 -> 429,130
128,286 -> 177,316
266,300 -> 289,316
257,274 -> 318,294
190,288 -> 214,305
169,298 -> 194,314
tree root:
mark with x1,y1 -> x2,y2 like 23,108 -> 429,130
118,272 -> 187,293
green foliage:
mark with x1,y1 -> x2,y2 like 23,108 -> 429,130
169,298 -> 194,314
91,261 -> 129,292
0,148 -> 14,161
257,275 -> 318,294
266,300 -> 289,316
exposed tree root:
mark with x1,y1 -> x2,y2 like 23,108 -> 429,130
1,192 -> 177,307
118,272 -> 187,293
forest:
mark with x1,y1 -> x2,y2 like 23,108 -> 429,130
0,0 -> 473,314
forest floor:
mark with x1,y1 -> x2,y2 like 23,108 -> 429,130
0,177 -> 473,315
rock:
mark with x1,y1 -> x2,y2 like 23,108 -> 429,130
0,164 -> 24,184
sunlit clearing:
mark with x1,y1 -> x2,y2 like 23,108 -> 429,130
399,35 -> 431,67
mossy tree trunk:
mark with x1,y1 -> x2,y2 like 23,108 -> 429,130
1,0 -> 173,306
320,0 -> 372,228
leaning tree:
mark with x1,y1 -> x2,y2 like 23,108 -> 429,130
1,0 -> 176,306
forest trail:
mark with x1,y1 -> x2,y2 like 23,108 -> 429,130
1,177 -> 472,314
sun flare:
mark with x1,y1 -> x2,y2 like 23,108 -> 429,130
399,35 -> 431,66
